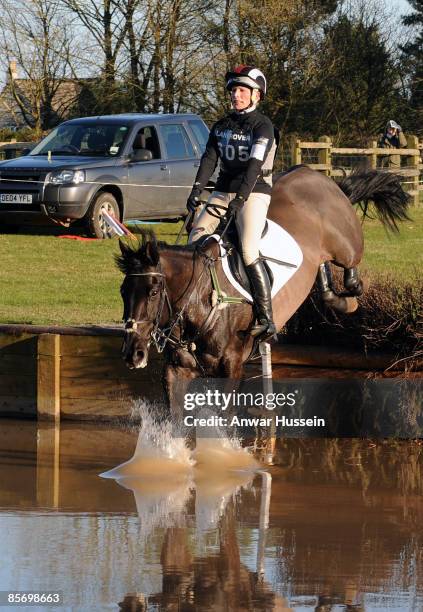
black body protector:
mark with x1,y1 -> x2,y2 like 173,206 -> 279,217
194,109 -> 278,341
194,109 -> 277,200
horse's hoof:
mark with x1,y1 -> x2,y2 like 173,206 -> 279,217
344,297 -> 359,313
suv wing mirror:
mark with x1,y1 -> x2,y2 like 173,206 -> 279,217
130,148 -> 153,162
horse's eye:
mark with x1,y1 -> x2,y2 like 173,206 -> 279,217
150,289 -> 158,297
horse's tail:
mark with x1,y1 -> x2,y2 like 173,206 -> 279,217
338,169 -> 411,232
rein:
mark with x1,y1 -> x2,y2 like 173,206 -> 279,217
123,239 -> 249,374
123,251 -> 220,367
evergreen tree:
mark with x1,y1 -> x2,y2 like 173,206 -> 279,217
401,0 -> 423,133
303,14 -> 406,144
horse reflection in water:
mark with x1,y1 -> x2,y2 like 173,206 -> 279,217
118,512 -> 293,612
109,456 -> 364,611
117,166 -> 409,404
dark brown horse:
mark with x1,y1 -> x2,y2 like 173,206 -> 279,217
117,166 -> 409,401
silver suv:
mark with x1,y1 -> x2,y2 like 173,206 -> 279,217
0,113 -> 211,238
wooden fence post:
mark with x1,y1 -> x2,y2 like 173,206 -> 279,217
37,333 -> 61,422
370,140 -> 378,169
406,134 -> 420,206
318,136 -> 331,175
291,138 -> 302,166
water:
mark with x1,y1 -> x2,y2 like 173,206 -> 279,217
0,416 -> 422,611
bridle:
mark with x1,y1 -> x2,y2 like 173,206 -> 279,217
122,251 -> 218,360
123,270 -> 172,353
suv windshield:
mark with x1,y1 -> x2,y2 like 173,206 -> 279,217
30,123 -> 129,157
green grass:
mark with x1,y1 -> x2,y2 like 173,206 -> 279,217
0,223 -> 182,325
361,205 -> 423,279
0,209 -> 421,326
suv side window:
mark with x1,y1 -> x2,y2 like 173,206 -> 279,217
188,120 -> 209,153
160,124 -> 195,159
132,126 -> 161,159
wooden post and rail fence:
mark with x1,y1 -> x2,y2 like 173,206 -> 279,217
291,135 -> 422,205
1,135 -> 422,204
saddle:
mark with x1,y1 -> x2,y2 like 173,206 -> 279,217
198,217 -> 303,303
220,221 -> 274,294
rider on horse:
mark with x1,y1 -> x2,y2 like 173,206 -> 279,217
186,65 -> 277,342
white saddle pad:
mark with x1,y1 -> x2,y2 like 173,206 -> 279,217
210,219 -> 303,303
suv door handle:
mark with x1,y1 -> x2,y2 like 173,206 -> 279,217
160,164 -> 167,170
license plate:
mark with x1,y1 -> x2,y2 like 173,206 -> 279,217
0,193 -> 33,204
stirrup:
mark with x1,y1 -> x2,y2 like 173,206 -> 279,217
250,320 -> 277,341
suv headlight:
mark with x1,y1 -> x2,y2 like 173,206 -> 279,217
48,169 -> 85,184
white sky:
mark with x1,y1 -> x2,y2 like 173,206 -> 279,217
389,0 -> 413,13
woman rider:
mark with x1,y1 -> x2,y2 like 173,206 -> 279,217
186,65 -> 277,342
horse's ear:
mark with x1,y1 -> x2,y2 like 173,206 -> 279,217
145,239 -> 160,266
119,238 -> 130,255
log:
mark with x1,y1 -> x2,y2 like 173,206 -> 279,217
0,373 -> 36,396
268,345 -> 419,371
305,163 -> 330,171
0,354 -> 37,376
60,376 -> 159,400
0,323 -> 123,337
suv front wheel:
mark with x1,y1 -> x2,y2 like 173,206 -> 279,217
86,192 -> 120,239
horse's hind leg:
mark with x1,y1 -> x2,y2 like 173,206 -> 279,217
326,261 -> 364,297
343,267 -> 363,296
329,261 -> 364,297
318,263 -> 359,313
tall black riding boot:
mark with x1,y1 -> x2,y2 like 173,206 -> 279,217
245,258 -> 277,341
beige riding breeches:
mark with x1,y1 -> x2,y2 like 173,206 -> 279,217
188,191 -> 271,265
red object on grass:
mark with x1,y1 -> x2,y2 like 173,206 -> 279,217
57,235 -> 99,241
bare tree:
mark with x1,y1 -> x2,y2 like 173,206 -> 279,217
59,0 -> 134,111
120,0 -> 216,113
187,0 -> 339,126
0,0 -> 79,133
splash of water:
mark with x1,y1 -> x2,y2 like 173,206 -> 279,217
102,402 -> 258,479
101,400 -> 261,535
101,401 -> 194,479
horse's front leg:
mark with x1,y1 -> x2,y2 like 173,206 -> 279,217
221,337 -> 249,379
162,349 -> 201,418
221,355 -> 244,379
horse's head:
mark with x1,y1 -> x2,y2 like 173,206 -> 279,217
116,231 -> 166,369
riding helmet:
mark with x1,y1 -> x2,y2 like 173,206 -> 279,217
225,65 -> 267,99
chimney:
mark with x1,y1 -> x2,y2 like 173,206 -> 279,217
9,60 -> 18,80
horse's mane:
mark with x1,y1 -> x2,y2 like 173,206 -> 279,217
115,229 -> 196,274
